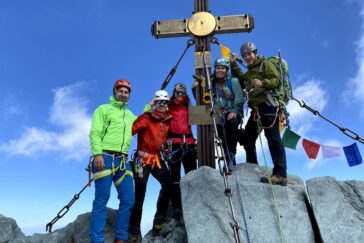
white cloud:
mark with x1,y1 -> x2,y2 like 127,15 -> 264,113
287,79 -> 327,135
0,82 -> 92,161
342,6 -> 364,117
0,93 -> 22,119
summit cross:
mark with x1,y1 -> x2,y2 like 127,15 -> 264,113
151,0 -> 254,168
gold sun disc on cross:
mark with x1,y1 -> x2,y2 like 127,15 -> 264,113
187,12 -> 217,37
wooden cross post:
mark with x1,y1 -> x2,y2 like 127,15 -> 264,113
151,0 -> 254,168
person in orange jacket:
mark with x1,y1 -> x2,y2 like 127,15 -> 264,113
128,90 -> 177,242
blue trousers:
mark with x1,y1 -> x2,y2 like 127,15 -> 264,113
89,154 -> 135,243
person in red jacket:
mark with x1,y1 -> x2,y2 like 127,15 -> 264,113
128,90 -> 175,242
166,83 -> 197,219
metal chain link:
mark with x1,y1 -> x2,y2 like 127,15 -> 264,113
45,178 -> 93,233
201,45 -> 241,243
291,96 -> 364,144
45,156 -> 94,233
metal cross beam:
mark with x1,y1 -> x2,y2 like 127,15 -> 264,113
152,14 -> 254,38
151,0 -> 254,168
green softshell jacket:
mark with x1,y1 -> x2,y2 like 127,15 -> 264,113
231,56 -> 280,107
89,96 -> 137,155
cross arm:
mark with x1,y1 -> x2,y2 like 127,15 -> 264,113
151,14 -> 254,38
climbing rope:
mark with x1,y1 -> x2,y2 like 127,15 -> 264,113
201,45 -> 241,243
45,157 -> 94,233
255,108 -> 286,243
160,39 -> 195,90
290,96 -> 364,144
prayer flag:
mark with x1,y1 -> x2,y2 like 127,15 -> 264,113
302,139 -> 320,159
220,44 -> 231,59
282,129 -> 301,149
343,143 -> 363,167
321,145 -> 342,159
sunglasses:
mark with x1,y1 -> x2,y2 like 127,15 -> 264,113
154,100 -> 169,105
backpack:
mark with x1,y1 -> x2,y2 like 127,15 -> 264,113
260,54 -> 293,105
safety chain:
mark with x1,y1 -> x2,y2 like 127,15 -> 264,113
160,39 -> 195,90
291,96 -> 364,144
45,156 -> 94,233
233,173 -> 251,243
201,45 -> 241,243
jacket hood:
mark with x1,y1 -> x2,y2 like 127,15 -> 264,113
109,96 -> 128,108
248,56 -> 266,69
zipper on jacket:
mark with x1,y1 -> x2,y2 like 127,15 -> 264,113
101,121 -> 111,142
120,107 -> 126,152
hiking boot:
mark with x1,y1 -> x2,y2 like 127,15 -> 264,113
261,175 -> 287,186
271,175 -> 288,186
128,233 -> 142,243
152,222 -> 166,236
222,167 -> 232,175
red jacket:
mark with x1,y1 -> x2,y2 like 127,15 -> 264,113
168,98 -> 195,145
132,110 -> 173,168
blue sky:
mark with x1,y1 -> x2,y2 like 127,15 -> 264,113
1,0 -> 363,236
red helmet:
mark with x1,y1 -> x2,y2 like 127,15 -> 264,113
114,79 -> 132,92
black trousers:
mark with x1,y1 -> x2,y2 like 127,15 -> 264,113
217,114 -> 240,165
168,144 -> 197,211
244,102 -> 287,178
129,160 -> 174,234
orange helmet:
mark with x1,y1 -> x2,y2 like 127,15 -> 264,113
114,79 -> 132,92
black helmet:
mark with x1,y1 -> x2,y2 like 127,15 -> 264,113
240,41 -> 257,56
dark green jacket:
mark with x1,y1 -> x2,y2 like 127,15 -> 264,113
231,56 -> 280,107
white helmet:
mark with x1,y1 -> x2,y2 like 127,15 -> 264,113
154,90 -> 170,101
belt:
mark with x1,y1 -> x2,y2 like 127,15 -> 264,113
103,150 -> 127,157
168,132 -> 193,139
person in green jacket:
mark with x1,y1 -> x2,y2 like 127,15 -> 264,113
89,79 -> 136,243
231,41 -> 288,186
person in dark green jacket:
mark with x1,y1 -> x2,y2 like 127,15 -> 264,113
231,42 -> 288,186
89,79 -> 136,243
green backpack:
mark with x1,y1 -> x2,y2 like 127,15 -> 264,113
260,53 -> 293,105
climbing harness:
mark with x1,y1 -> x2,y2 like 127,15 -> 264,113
131,151 -> 144,179
201,42 -> 241,243
46,153 -> 130,233
255,108 -> 286,243
160,39 -> 195,90
253,105 -> 280,129
291,96 -> 364,144
163,139 -> 196,165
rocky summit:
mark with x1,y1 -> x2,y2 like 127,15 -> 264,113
1,164 -> 364,243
